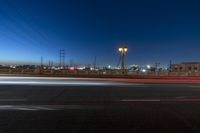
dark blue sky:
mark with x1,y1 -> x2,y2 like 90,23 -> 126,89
1,0 -> 200,67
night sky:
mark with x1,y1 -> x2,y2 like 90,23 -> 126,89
1,0 -> 200,67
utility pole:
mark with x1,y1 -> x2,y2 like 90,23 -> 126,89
51,61 -> 53,67
40,56 -> 43,75
59,49 -> 65,69
169,60 -> 172,72
70,60 -> 74,67
122,50 -> 125,70
49,60 -> 53,68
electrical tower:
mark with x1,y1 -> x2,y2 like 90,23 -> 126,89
41,56 -> 43,68
59,49 -> 65,69
155,62 -> 160,71
116,56 -> 122,68
169,60 -> 172,72
93,56 -> 97,69
49,61 -> 53,68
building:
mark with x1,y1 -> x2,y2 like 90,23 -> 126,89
171,62 -> 200,74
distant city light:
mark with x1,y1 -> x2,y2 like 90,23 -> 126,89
147,65 -> 151,69
142,69 -> 146,73
90,68 -> 94,70
69,67 -> 75,71
77,67 -> 85,70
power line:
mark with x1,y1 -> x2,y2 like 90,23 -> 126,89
117,56 -> 122,68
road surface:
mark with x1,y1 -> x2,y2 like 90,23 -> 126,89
0,76 -> 200,133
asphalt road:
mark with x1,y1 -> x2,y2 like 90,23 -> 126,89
0,76 -> 200,133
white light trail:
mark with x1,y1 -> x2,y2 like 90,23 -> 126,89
0,81 -> 108,86
0,76 -> 145,86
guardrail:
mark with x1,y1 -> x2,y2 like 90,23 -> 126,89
0,69 -> 200,77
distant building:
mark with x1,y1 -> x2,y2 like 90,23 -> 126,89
0,65 -> 10,69
128,64 -> 140,72
171,62 -> 200,73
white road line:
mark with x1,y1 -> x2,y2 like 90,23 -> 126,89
0,99 -> 27,102
189,86 -> 200,88
0,105 -> 55,111
175,96 -> 187,99
121,99 -> 161,102
121,99 -> 200,102
171,99 -> 200,101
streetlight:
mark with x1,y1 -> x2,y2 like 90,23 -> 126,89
118,45 -> 128,74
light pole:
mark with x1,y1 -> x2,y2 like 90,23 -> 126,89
118,45 -> 128,74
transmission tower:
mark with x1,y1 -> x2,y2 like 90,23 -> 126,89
93,56 -> 97,69
155,62 -> 160,70
59,49 -> 65,69
117,56 -> 122,68
41,56 -> 43,68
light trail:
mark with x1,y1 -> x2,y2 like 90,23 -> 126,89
121,99 -> 200,103
0,81 -> 110,86
0,76 -> 200,84
0,76 -> 145,86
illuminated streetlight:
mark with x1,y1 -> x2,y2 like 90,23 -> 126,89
118,45 -> 128,74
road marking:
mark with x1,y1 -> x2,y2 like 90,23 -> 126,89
121,99 -> 161,102
0,105 -> 55,111
175,96 -> 187,99
0,99 -> 27,102
171,99 -> 200,102
121,99 -> 200,102
189,85 -> 200,88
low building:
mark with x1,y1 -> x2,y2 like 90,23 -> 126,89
171,62 -> 200,73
